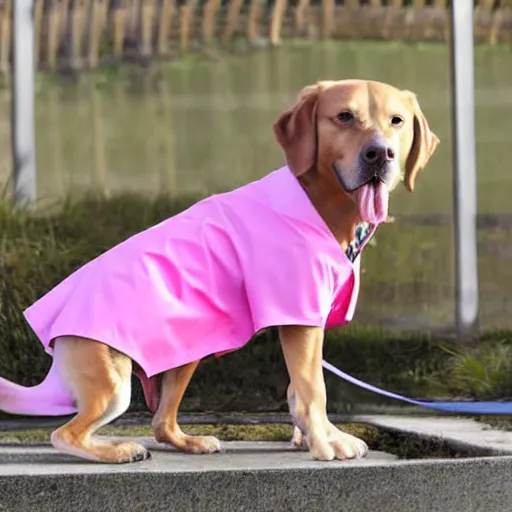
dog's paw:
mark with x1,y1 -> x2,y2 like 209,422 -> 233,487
308,435 -> 336,461
290,426 -> 307,450
114,441 -> 151,464
185,435 -> 221,454
327,425 -> 368,460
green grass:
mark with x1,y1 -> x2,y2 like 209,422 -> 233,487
0,423 -> 297,444
440,342 -> 512,399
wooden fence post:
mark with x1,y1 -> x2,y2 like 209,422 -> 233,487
339,0 -> 361,40
247,0 -> 264,43
140,0 -> 156,58
88,0 -> 109,68
111,0 -> 128,58
489,0 -> 512,45
202,0 -> 220,45
46,0 -> 63,70
180,0 -> 198,52
222,0 -> 243,45
406,0 -> 427,40
60,0 -> 71,38
70,0 -> 90,70
295,0 -> 310,35
321,0 -> 334,38
0,0 -> 12,74
383,0 -> 403,40
128,0 -> 140,39
34,0 -> 45,68
270,0 -> 287,45
431,0 -> 448,43
157,0 -> 175,56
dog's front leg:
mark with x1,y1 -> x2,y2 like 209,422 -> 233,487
279,325 -> 368,460
279,325 -> 334,460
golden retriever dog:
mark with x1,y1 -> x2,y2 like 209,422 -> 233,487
0,79 -> 438,464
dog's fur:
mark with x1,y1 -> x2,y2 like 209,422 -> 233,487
1,79 -> 438,463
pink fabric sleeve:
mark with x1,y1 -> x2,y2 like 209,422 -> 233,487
242,238 -> 340,331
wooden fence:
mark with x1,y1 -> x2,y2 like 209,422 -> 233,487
0,0 -> 511,72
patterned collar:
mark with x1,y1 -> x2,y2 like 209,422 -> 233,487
344,222 -> 376,263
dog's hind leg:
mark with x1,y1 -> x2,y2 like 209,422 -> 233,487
50,336 -> 150,463
152,360 -> 221,454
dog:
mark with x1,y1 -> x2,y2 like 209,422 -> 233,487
0,79 -> 438,463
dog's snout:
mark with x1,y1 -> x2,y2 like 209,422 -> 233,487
362,144 -> 395,165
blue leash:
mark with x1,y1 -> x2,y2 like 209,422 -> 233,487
322,359 -> 512,415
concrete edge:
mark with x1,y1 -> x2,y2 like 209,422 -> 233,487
355,415 -> 512,456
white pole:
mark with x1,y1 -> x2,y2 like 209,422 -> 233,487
450,0 -> 480,338
12,0 -> 37,205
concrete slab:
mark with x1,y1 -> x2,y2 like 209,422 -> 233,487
356,414 -> 512,454
0,439 -> 399,473
2,417 -> 512,512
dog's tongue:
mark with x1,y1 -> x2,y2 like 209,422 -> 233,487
354,181 -> 389,225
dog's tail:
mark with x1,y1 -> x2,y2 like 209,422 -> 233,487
0,360 -> 77,417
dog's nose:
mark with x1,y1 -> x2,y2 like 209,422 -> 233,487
362,144 -> 395,165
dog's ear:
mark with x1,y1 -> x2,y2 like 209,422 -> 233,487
402,91 -> 440,192
273,84 -> 320,176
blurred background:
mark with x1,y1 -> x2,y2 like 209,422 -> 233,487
1,0 -> 512,414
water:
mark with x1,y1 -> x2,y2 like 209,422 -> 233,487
1,40 -> 512,331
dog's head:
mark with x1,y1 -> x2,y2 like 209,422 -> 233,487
273,79 -> 439,224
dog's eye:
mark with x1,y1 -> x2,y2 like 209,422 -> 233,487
391,116 -> 404,126
336,111 -> 354,124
